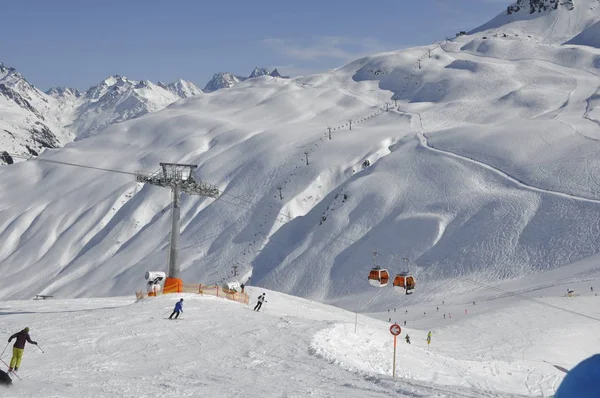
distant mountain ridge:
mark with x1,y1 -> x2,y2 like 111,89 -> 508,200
1,63 -> 289,161
203,67 -> 289,92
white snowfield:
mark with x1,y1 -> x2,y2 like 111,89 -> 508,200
2,275 -> 597,398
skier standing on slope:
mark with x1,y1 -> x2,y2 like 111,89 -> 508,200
253,293 -> 266,312
169,298 -> 184,319
7,327 -> 37,372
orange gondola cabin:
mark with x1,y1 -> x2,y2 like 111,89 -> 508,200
393,273 -> 416,293
368,267 -> 389,287
393,274 -> 406,289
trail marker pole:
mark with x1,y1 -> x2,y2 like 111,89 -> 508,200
304,152 -> 309,165
390,323 -> 401,378
354,313 -> 357,333
328,127 -> 332,140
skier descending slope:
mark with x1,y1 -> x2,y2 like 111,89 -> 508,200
7,327 -> 37,372
169,299 -> 184,320
253,293 -> 266,312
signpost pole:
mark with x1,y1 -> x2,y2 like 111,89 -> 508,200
393,334 -> 397,378
389,323 -> 401,379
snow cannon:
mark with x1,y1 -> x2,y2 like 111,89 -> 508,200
145,271 -> 166,296
145,271 -> 166,282
222,280 -> 241,294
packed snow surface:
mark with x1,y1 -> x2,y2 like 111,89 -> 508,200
1,268 -> 599,397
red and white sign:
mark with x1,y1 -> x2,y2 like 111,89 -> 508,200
389,323 -> 401,336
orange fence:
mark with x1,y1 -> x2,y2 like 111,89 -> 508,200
136,283 -> 249,305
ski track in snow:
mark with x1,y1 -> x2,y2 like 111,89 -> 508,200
4,282 -> 594,397
404,42 -> 600,205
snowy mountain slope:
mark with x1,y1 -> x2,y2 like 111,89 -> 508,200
2,2 -> 600,312
68,76 -> 187,139
0,63 -> 69,162
3,275 -> 596,397
471,0 -> 600,44
567,19 -> 600,47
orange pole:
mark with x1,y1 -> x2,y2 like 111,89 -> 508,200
216,286 -> 219,297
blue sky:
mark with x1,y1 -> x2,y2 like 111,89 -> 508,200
0,0 -> 508,91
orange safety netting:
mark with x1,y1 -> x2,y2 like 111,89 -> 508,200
136,283 -> 249,305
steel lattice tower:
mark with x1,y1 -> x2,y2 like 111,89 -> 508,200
135,163 -> 220,279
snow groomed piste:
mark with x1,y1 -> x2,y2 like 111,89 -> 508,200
1,273 -> 599,397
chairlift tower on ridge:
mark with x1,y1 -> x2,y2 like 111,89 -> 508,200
135,163 -> 220,292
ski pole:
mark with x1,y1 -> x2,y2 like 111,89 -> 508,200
0,358 -> 20,380
0,342 -> 9,359
36,344 -> 44,354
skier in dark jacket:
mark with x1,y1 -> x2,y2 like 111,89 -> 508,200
169,298 -> 184,319
8,327 -> 37,372
253,293 -> 266,312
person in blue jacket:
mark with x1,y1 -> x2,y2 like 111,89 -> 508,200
169,298 -> 184,319
554,354 -> 600,398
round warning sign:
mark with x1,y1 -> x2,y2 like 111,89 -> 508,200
389,323 -> 401,336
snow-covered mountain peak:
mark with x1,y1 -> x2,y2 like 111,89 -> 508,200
158,79 -> 203,98
46,86 -> 82,100
0,62 -> 35,92
0,62 -> 15,78
85,75 -> 129,101
203,72 -> 246,92
472,0 -> 600,44
269,68 -> 288,78
249,67 -> 271,79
